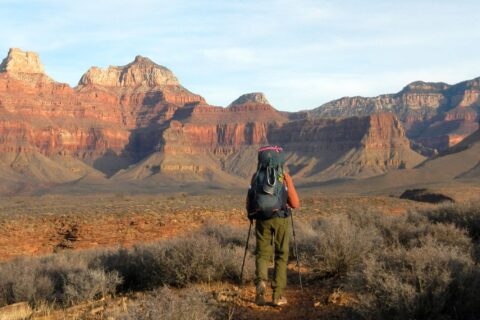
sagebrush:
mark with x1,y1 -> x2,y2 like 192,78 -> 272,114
0,224 -> 254,308
1,202 -> 479,320
295,205 -> 480,320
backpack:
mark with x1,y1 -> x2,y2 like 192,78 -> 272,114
247,146 -> 290,220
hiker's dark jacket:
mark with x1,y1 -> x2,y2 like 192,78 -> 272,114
245,172 -> 300,215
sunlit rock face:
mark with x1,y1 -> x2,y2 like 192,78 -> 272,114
5,47 -> 477,193
0,48 -> 45,74
0,49 -> 206,179
311,79 -> 480,151
78,55 -> 180,87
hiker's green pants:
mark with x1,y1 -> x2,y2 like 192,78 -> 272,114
255,216 -> 290,299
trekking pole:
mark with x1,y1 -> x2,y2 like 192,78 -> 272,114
290,211 -> 303,292
240,220 -> 253,285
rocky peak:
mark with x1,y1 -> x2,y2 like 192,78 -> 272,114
0,48 -> 45,74
228,92 -> 270,107
78,55 -> 180,87
132,55 -> 156,65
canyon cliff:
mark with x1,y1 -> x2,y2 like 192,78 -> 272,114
311,80 -> 480,151
0,48 -> 206,193
113,97 -> 424,185
3,48 -> 470,195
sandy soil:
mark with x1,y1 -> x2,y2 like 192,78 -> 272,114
0,193 -> 430,261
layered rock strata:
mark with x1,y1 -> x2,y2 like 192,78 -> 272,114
0,48 -> 454,194
311,80 -> 480,151
0,49 -> 205,181
268,113 -> 425,179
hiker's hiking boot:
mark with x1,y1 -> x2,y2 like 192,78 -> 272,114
255,281 -> 267,306
272,296 -> 288,307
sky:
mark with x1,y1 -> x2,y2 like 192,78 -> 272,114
1,0 -> 480,112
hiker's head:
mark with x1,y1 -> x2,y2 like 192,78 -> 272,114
257,145 -> 285,169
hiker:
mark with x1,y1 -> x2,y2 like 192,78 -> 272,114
246,145 -> 300,307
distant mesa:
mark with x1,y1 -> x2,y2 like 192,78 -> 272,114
228,92 -> 270,107
78,55 -> 180,87
311,76 -> 480,151
400,81 -> 450,93
0,48 -> 45,74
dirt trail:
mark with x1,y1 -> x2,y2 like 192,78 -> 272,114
20,281 -> 350,320
230,282 -> 352,320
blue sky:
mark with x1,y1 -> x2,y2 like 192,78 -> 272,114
1,0 -> 480,111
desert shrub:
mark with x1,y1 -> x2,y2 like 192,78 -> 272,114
345,209 -> 473,252
96,232 -> 254,290
288,219 -> 317,260
425,202 -> 480,240
290,207 -> 479,319
456,266 -> 480,318
221,245 -> 255,283
200,223 -> 250,248
114,287 -> 215,320
0,259 -> 53,306
135,235 -> 243,287
423,222 -> 473,252
195,223 -> 256,281
0,252 -> 121,307
370,211 -> 430,248
368,211 -> 474,252
350,239 -> 479,320
348,210 -> 432,248
299,214 -> 382,278
62,268 -> 121,305
475,242 -> 480,261
343,206 -> 480,320
0,223 -> 254,308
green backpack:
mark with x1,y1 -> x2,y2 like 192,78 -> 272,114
247,146 -> 289,220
